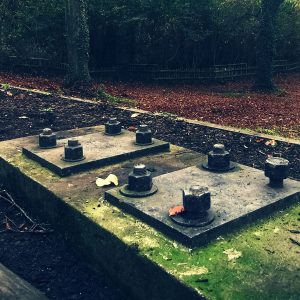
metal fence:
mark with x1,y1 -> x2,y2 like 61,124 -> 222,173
1,56 -> 299,82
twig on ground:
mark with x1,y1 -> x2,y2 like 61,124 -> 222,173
290,238 -> 300,247
289,229 -> 300,234
0,188 -> 53,234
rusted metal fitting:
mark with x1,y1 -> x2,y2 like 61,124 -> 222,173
120,164 -> 158,197
135,125 -> 153,146
265,157 -> 289,188
105,118 -> 122,136
202,144 -> 235,172
62,138 -> 85,162
170,186 -> 214,227
39,128 -> 57,149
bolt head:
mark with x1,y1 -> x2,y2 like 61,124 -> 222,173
136,125 -> 152,145
265,157 -> 289,181
64,139 -> 83,161
133,164 -> 147,175
39,128 -> 56,148
138,125 -> 150,132
208,144 -> 230,169
213,144 -> 225,154
183,186 -> 211,213
108,118 -> 118,124
105,118 -> 121,135
128,165 -> 152,192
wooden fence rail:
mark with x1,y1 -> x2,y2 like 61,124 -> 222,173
1,56 -> 299,82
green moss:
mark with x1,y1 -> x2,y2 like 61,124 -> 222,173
97,84 -> 135,106
83,195 -> 300,300
256,127 -> 281,136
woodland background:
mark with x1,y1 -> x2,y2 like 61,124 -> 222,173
0,0 -> 299,70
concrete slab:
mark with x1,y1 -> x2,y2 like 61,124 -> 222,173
105,165 -> 300,247
0,263 -> 48,300
0,126 -> 299,300
0,127 -> 206,300
22,126 -> 170,176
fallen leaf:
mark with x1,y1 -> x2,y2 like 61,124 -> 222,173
223,248 -> 242,261
96,174 -> 119,187
265,140 -> 277,147
106,174 -> 118,186
169,205 -> 185,216
127,126 -> 137,132
253,231 -> 262,238
131,113 -> 140,118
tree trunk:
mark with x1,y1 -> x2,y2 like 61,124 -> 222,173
253,0 -> 285,92
65,0 -> 91,86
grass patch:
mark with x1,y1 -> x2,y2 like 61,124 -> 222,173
256,127 -> 281,136
1,83 -> 11,91
97,84 -> 135,106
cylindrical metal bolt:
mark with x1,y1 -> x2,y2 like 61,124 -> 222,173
39,128 -> 57,148
133,164 -> 147,175
183,186 -> 211,215
213,144 -> 225,154
136,125 -> 152,145
43,128 -> 53,135
128,164 -> 152,192
105,118 -> 122,135
63,139 -> 84,161
169,185 -> 214,227
265,157 -> 289,188
203,143 -> 234,172
68,138 -> 79,147
108,118 -> 118,124
138,125 -> 149,132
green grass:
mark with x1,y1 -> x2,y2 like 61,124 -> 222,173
1,83 -> 11,91
256,127 -> 281,136
97,84 -> 135,106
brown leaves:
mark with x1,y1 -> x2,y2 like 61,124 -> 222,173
127,126 -> 137,132
265,139 -> 277,147
169,205 -> 185,217
223,248 -> 242,261
0,71 -> 299,138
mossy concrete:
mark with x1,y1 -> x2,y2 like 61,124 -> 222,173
0,263 -> 48,300
0,126 -> 299,300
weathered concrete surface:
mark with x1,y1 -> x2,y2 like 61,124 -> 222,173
0,263 -> 48,300
0,127 -> 205,300
106,165 -> 300,247
0,126 -> 299,300
22,126 -> 169,176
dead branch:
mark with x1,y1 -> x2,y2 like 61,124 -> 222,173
0,188 -> 53,234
